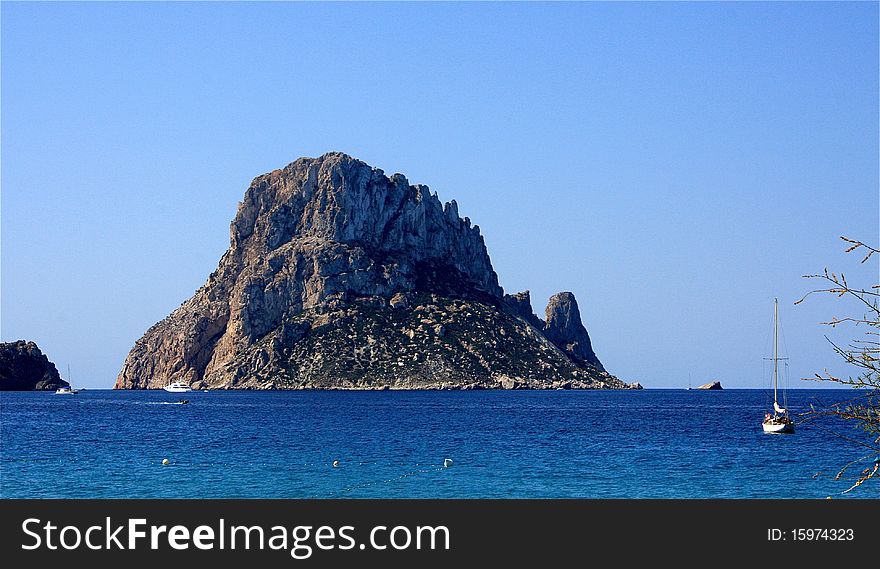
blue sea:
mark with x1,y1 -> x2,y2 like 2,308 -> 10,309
1,389 -> 876,499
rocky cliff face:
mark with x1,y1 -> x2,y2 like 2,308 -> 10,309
116,153 -> 634,390
503,290 -> 603,371
0,341 -> 68,391
543,292 -> 604,371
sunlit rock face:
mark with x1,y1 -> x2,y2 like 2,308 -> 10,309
116,153 -> 628,390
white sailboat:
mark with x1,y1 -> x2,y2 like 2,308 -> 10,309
762,298 -> 794,433
55,365 -> 81,395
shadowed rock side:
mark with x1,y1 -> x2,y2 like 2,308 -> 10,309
116,152 -> 634,390
0,341 -> 68,391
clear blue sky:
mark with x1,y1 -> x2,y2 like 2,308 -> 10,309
2,2 -> 877,389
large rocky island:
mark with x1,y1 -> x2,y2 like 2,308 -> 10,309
0,340 -> 68,391
116,153 -> 636,390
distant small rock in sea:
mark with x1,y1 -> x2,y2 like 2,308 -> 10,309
0,340 -> 68,391
696,381 -> 723,390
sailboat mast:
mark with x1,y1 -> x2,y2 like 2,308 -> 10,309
773,298 -> 779,407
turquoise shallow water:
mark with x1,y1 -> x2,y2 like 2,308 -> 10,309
1,389 -> 876,499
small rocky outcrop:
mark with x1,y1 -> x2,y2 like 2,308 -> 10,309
697,381 -> 723,390
502,290 -> 545,331
542,292 -> 604,371
0,341 -> 68,391
116,153 -> 631,390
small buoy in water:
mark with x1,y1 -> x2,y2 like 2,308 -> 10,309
443,458 -> 453,468
332,460 -> 340,468
162,458 -> 170,466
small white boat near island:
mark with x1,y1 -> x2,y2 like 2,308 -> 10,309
762,298 -> 794,434
55,365 -> 80,394
163,381 -> 192,393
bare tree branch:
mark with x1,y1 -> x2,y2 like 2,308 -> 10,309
797,236 -> 879,495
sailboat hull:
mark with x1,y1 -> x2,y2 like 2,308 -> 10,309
762,422 -> 794,434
